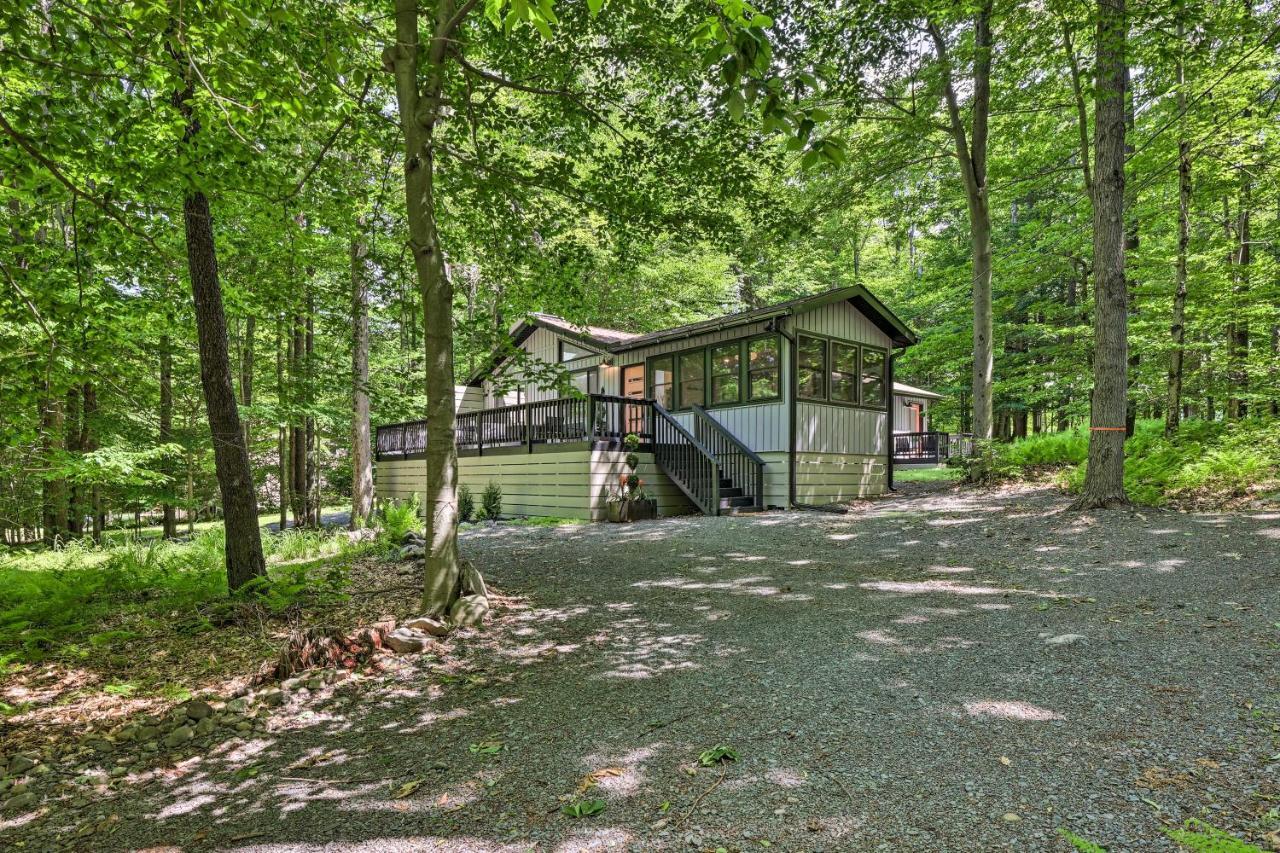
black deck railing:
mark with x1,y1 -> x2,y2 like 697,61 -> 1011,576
691,405 -> 765,510
892,431 -> 974,464
652,404 -> 720,515
375,394 -> 655,460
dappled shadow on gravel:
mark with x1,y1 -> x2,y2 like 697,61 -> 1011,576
7,483 -> 1278,852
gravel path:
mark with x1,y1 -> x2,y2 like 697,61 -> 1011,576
7,482 -> 1279,851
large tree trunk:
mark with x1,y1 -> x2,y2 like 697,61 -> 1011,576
1166,22 -> 1190,437
65,385 -> 83,535
305,295 -> 319,527
390,0 -> 464,617
83,382 -> 102,542
351,233 -> 374,529
1073,0 -> 1130,509
170,35 -> 265,588
930,4 -> 994,441
181,189 -> 267,587
160,334 -> 178,538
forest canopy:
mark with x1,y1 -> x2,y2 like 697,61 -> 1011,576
2,0 -> 1277,557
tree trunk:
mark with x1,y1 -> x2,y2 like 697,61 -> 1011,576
65,385 -> 83,535
305,294 -> 318,526
390,0 -> 464,617
83,382 -> 103,543
1073,0 -> 1130,510
1123,67 -> 1139,437
1166,21 -> 1190,437
241,315 -> 255,449
1226,179 -> 1250,418
160,333 -> 178,538
351,233 -> 374,529
276,318 -> 288,531
40,393 -> 66,545
930,4 -> 994,441
170,33 -> 265,587
181,189 -> 267,586
289,312 -> 307,527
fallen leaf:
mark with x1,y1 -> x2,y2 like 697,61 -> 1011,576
999,756 -> 1012,766
392,779 -> 425,799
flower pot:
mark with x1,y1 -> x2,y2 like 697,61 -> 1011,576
607,498 -> 657,523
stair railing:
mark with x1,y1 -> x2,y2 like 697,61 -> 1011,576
691,406 -> 766,510
651,403 -> 720,515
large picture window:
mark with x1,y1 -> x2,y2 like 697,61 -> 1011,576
860,348 -> 887,406
710,343 -> 742,405
797,335 -> 827,400
649,356 -> 674,409
677,350 -> 706,409
830,342 -> 858,403
559,339 -> 594,362
747,337 -> 780,400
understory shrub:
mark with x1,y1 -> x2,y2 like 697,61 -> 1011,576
481,481 -> 503,520
0,524 -> 369,667
458,484 -> 475,523
978,418 -> 1280,508
378,494 -> 422,544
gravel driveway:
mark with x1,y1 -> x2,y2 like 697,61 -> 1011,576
9,482 -> 1279,851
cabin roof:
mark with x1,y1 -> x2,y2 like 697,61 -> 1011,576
467,285 -> 918,386
893,381 -> 944,401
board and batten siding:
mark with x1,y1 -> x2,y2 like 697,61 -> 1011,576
892,393 -> 929,433
374,448 -> 696,521
790,300 -> 892,499
483,326 -> 606,406
609,320 -> 791,454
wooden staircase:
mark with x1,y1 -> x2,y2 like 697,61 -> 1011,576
651,404 -> 765,516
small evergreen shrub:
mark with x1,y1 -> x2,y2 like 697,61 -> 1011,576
458,484 -> 475,523
481,481 -> 503,520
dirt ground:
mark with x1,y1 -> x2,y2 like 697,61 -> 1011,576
4,481 -> 1278,852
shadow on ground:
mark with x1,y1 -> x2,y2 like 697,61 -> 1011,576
4,483 -> 1278,852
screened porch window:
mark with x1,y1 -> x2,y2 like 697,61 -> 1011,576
830,342 -> 858,403
797,334 -> 826,400
677,350 -> 705,409
709,343 -> 741,405
649,356 -> 674,409
861,348 -> 887,406
747,336 -> 780,400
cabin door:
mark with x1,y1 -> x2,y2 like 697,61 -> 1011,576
622,365 -> 646,436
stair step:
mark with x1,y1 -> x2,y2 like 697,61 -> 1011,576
723,505 -> 765,515
719,495 -> 755,509
719,487 -> 744,498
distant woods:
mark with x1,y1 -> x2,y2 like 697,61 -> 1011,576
2,0 -> 1278,559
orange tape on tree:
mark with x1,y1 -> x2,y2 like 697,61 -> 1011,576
1089,427 -> 1128,431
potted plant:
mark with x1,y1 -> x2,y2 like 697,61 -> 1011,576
606,434 -> 656,522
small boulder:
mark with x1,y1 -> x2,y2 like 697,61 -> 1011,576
182,699 -> 214,721
259,688 -> 285,707
3,791 -> 38,812
1044,633 -> 1086,646
403,616 -> 450,637
136,725 -> 159,742
384,628 -> 431,654
399,542 -> 425,560
164,726 -> 194,749
448,594 -> 490,628
7,755 -> 36,776
401,530 -> 425,545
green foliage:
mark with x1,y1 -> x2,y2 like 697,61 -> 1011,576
950,440 -> 1023,486
697,745 -> 740,766
481,481 -> 503,521
1058,828 -> 1108,852
458,484 -> 476,524
1165,820 -> 1264,852
0,527 -> 368,665
379,495 -> 422,544
562,798 -> 606,818
959,420 -> 1279,508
